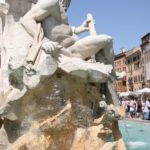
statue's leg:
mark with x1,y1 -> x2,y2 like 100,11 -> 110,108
95,36 -> 114,65
67,35 -> 114,63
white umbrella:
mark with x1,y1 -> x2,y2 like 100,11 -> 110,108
119,92 -> 130,97
137,88 -> 150,94
119,91 -> 138,97
129,91 -> 138,96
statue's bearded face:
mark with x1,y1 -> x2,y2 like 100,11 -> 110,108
59,0 -> 71,11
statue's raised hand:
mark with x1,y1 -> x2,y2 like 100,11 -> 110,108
42,41 -> 62,54
81,19 -> 89,31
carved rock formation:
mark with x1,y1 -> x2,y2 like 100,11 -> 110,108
0,1 -> 126,150
0,69 -> 118,150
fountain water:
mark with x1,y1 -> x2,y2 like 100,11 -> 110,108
119,120 -> 150,150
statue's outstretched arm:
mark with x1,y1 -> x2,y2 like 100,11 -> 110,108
20,0 -> 59,37
72,20 -> 89,35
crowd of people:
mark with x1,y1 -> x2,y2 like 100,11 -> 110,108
120,97 -> 150,120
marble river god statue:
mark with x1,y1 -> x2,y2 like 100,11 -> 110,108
0,0 -> 126,150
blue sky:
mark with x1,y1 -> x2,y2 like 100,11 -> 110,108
68,0 -> 150,54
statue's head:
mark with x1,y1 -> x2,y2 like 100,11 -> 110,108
59,0 -> 71,11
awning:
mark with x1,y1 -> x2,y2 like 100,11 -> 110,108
136,88 -> 150,94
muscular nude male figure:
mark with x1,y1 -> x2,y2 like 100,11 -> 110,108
21,0 -> 114,65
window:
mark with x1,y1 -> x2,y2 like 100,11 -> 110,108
128,59 -> 131,64
143,76 -> 145,81
120,60 -> 121,65
123,59 -> 125,64
123,67 -> 126,71
138,75 -> 140,82
134,76 -> 138,83
123,81 -> 126,86
133,56 -> 137,62
128,65 -> 132,72
134,62 -> 140,70
128,77 -> 132,85
141,75 -> 143,81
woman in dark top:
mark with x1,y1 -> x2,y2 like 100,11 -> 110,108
136,99 -> 143,119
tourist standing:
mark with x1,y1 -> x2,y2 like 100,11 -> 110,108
129,99 -> 136,119
143,99 -> 150,120
136,99 -> 143,119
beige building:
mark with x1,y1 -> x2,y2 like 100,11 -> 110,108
126,47 -> 143,91
140,33 -> 150,88
113,49 -> 127,92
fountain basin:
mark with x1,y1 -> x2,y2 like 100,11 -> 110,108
119,120 -> 150,150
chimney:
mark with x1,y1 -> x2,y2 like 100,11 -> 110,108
121,48 -> 126,53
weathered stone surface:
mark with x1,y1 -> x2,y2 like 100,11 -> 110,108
0,71 -> 115,150
0,126 -> 9,150
58,55 -> 112,83
0,0 -> 126,150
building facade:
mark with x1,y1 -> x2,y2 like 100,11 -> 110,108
126,47 -> 143,91
140,33 -> 150,88
113,49 -> 127,92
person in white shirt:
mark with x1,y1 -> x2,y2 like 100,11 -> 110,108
129,99 -> 136,118
143,99 -> 150,120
